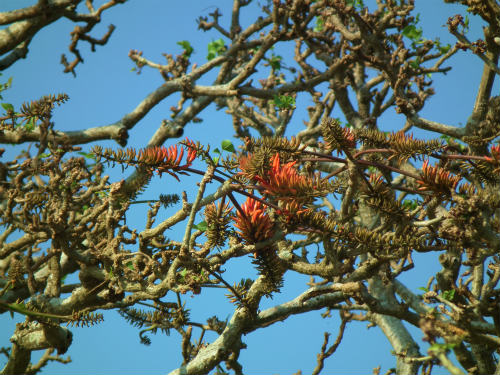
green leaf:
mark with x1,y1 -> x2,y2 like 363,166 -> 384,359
439,44 -> 450,54
441,289 -> 455,301
314,16 -> 324,32
77,151 -> 96,160
402,199 -> 418,210
268,54 -> 282,70
194,221 -> 208,232
177,40 -> 194,57
418,286 -> 429,292
402,25 -> 423,43
428,343 -> 442,354
464,15 -> 470,32
207,39 -> 226,61
180,268 -> 187,280
433,38 -> 451,54
221,140 -> 235,153
409,57 -> 421,69
1,103 -> 14,112
126,261 -> 134,270
25,118 -> 36,132
346,0 -> 365,9
273,94 -> 295,109
0,76 -> 13,100
428,342 -> 456,354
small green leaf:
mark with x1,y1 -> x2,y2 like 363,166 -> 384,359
24,118 -> 36,132
194,221 -> 208,232
273,94 -> 295,109
207,39 -> 226,61
1,103 -> 14,112
438,44 -> 450,54
314,16 -> 324,32
464,15 -> 470,32
441,289 -> 455,301
428,343 -> 442,353
126,261 -> 134,270
402,199 -> 418,210
177,40 -> 194,57
402,25 -> 423,43
268,54 -> 282,70
77,151 -> 96,160
418,286 -> 429,292
346,0 -> 365,9
409,57 -> 421,69
221,140 -> 235,153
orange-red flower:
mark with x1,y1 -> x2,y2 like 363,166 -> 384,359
233,197 -> 273,245
342,127 -> 357,150
255,153 -> 316,202
238,153 -> 255,179
143,138 -> 196,180
417,160 -> 461,195
485,144 -> 500,164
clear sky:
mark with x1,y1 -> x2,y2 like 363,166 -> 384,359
0,1 -> 496,374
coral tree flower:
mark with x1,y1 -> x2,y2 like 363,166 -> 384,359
233,197 -> 273,248
143,138 -> 196,180
485,144 -> 500,164
255,153 -> 316,203
417,159 -> 461,194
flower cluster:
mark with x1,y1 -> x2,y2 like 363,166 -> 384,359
417,160 -> 461,196
92,138 -> 197,181
255,154 -> 316,202
204,201 -> 233,248
485,144 -> 500,165
321,118 -> 356,154
155,139 -> 197,180
233,198 -> 273,247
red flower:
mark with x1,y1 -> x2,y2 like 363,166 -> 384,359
255,153 -> 316,202
233,197 -> 273,246
238,153 -> 255,179
142,138 -> 196,181
485,144 -> 500,164
417,160 -> 461,195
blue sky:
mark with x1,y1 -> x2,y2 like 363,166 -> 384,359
0,1 -> 496,374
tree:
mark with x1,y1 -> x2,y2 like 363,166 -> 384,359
0,0 -> 499,374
